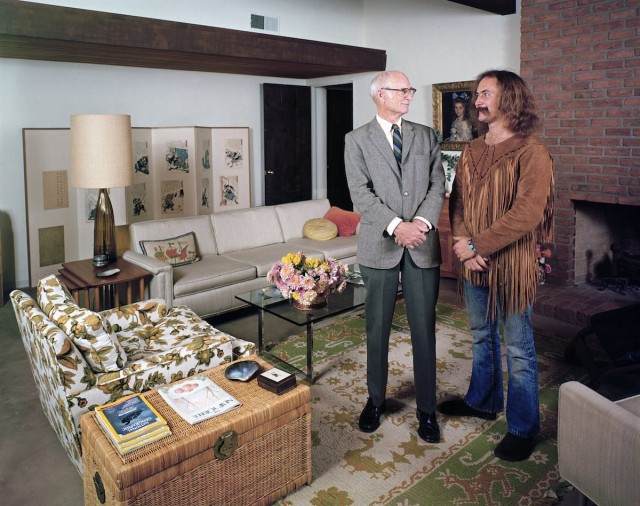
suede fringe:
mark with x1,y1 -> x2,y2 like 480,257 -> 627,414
459,139 -> 554,318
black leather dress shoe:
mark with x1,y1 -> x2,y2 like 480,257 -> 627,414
417,410 -> 440,443
359,398 -> 385,433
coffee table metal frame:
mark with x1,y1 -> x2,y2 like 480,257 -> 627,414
235,281 -> 366,382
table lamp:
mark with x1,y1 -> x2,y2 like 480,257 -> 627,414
70,114 -> 133,268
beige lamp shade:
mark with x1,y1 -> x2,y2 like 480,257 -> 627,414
70,114 -> 133,189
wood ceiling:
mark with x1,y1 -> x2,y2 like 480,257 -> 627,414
0,0 -> 387,79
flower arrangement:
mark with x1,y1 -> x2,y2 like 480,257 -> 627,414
536,243 -> 552,284
267,252 -> 349,309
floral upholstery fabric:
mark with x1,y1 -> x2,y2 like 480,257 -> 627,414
11,289 -> 255,475
37,274 -> 128,373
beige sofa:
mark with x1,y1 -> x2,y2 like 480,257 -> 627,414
123,199 -> 358,317
558,381 -> 640,506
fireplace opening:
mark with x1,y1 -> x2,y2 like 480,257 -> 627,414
574,201 -> 640,294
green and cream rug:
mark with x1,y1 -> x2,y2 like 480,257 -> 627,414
267,301 -> 580,506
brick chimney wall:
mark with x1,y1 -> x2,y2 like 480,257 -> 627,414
520,0 -> 639,286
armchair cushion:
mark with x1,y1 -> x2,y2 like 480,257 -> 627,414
139,231 -> 200,267
37,275 -> 127,373
101,298 -> 168,332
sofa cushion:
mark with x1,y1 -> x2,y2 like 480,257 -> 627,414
324,206 -> 361,236
37,275 -> 128,373
212,206 -> 285,254
285,236 -> 358,262
223,244 -> 325,277
275,199 -> 332,241
172,255 -> 257,297
129,215 -> 218,256
37,273 -> 75,316
303,218 -> 338,241
139,231 -> 200,267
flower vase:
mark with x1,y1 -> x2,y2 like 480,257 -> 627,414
291,293 -> 328,310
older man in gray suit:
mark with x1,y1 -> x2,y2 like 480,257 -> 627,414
345,70 -> 445,442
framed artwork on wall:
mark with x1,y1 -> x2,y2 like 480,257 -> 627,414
432,80 -> 476,152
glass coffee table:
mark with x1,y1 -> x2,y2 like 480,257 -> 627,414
235,278 -> 366,383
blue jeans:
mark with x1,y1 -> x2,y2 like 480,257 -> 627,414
463,280 -> 540,438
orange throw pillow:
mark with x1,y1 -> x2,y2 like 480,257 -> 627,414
324,206 -> 361,237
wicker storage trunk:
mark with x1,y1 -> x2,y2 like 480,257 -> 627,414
81,357 -> 311,506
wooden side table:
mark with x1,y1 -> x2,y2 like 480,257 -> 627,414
58,258 -> 152,311
438,197 -> 460,279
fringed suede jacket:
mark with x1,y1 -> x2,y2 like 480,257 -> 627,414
450,134 -> 554,317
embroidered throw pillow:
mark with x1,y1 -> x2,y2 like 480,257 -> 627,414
139,232 -> 200,267
324,206 -> 361,237
303,218 -> 338,241
37,274 -> 127,373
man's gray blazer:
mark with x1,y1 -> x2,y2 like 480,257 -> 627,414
345,117 -> 445,270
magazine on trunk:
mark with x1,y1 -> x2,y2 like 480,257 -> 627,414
158,375 -> 241,424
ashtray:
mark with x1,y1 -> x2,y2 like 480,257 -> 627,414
261,286 -> 281,298
96,268 -> 120,278
224,360 -> 261,382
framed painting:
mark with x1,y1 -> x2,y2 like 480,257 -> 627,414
432,80 -> 476,152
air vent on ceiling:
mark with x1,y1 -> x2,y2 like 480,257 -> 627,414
250,13 -> 279,33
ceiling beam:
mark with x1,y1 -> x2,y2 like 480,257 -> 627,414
447,0 -> 516,16
0,0 -> 387,79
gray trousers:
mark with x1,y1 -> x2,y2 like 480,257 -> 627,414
360,249 -> 440,413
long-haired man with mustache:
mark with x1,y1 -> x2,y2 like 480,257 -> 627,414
438,70 -> 554,461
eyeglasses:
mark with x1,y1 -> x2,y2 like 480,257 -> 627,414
382,87 -> 417,97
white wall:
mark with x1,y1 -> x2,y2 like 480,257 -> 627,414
2,0 -> 521,288
360,0 -> 522,129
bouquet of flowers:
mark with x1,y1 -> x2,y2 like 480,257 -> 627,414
267,252 -> 349,308
536,243 -> 552,284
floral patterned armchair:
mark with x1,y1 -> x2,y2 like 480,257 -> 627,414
10,275 -> 255,474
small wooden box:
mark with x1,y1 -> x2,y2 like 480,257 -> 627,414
257,368 -> 297,395
81,357 -> 311,506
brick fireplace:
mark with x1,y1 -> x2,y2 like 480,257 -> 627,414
519,0 -> 639,325
520,0 -> 639,287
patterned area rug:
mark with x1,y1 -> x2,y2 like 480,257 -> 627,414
267,301 -> 580,506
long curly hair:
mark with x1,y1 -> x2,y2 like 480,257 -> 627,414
473,70 -> 541,135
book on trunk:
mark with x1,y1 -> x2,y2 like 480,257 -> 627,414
94,393 -> 170,453
158,375 -> 241,424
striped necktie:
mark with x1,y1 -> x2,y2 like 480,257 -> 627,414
392,123 -> 402,170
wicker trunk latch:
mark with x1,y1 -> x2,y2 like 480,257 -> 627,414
214,430 -> 238,460
93,472 -> 106,504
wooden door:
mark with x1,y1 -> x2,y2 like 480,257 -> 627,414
263,83 -> 312,205
326,85 -> 353,210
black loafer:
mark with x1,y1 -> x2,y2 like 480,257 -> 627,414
417,410 -> 440,443
437,398 -> 497,420
359,398 -> 385,433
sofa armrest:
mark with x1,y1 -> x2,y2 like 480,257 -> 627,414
558,381 -> 640,506
123,250 -> 174,306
